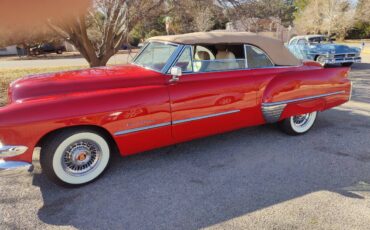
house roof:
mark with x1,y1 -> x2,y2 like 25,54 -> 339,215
148,32 -> 301,66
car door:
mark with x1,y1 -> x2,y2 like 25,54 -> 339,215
167,45 -> 262,143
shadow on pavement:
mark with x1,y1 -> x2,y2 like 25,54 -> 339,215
33,63 -> 370,230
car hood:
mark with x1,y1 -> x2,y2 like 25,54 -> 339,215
308,44 -> 360,54
8,64 -> 164,104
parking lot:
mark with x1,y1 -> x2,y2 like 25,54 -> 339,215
1,62 -> 370,229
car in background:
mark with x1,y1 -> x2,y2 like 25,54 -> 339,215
29,43 -> 66,56
287,35 -> 361,66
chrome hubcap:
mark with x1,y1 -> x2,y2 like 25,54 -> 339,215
293,113 -> 311,127
62,140 -> 101,176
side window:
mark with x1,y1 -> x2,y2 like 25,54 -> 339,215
193,44 -> 245,72
174,46 -> 193,72
245,45 -> 274,68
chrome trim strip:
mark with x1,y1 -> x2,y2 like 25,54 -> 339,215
114,122 -> 172,136
173,110 -> 240,125
0,160 -> 33,176
262,91 -> 346,107
114,110 -> 240,136
0,145 -> 28,158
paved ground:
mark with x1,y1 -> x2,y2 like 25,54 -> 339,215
0,63 -> 370,230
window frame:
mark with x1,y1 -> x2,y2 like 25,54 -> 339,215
168,43 -> 283,75
170,45 -> 194,74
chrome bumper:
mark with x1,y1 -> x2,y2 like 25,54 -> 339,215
0,160 -> 33,176
324,57 -> 361,64
0,145 -> 28,158
0,145 -> 32,176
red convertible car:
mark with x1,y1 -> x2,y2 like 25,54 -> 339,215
0,32 -> 352,186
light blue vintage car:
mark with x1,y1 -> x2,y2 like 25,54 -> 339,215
287,35 -> 361,66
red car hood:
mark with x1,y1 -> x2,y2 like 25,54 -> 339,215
8,64 -> 164,103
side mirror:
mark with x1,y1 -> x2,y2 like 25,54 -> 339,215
170,66 -> 182,77
169,66 -> 182,83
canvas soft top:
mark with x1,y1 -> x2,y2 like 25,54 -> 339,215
148,31 -> 302,66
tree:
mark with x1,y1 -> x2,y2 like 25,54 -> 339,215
48,0 -> 164,67
217,0 -> 296,31
294,0 -> 355,39
166,0 -> 225,34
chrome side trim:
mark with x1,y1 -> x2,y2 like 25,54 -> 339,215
114,122 -> 171,136
114,110 -> 241,135
262,91 -> 346,107
0,145 -> 28,158
173,110 -> 240,125
0,160 -> 33,176
262,104 -> 287,123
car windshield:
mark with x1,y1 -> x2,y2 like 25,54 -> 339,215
308,36 -> 332,44
134,42 -> 177,72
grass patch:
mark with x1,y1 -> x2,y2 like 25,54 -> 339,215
0,66 -> 87,106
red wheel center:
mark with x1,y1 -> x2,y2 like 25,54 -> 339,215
77,152 -> 87,161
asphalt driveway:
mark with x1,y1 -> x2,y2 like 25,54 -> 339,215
1,63 -> 370,230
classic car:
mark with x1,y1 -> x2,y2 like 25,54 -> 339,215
0,32 -> 352,186
287,35 -> 361,66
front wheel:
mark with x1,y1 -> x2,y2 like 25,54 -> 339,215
40,130 -> 111,186
278,112 -> 318,135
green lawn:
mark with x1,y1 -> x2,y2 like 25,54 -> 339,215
0,66 -> 86,106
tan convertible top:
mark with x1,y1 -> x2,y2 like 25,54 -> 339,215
148,31 -> 301,66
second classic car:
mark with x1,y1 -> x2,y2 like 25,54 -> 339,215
287,35 -> 361,66
0,32 -> 352,186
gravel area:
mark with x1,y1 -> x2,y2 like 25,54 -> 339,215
0,63 -> 369,230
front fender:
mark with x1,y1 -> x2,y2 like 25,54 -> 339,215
0,85 -> 171,162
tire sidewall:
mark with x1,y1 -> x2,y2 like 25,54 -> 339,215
52,132 -> 110,185
289,112 -> 317,134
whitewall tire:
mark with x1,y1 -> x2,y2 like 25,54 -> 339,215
40,130 -> 111,186
279,111 -> 318,135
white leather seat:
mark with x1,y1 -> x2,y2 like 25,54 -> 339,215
215,51 -> 239,70
194,51 -> 210,72
216,51 -> 236,60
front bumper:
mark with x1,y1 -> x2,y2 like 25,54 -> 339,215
0,160 -> 33,176
0,144 -> 33,176
324,57 -> 361,64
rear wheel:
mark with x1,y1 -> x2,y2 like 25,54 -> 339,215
278,112 -> 318,135
342,62 -> 353,67
40,130 -> 111,186
56,50 -> 63,54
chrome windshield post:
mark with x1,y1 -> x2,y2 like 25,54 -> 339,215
162,44 -> 185,74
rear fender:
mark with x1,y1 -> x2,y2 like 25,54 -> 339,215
262,67 -> 351,123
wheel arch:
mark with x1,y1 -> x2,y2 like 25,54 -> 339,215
35,125 -> 120,157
